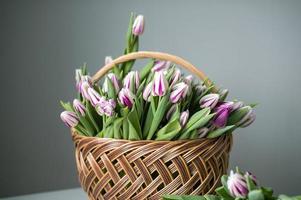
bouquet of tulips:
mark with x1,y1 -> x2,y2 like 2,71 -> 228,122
163,167 -> 301,200
60,13 -> 256,140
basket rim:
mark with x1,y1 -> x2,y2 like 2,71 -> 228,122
71,128 -> 232,144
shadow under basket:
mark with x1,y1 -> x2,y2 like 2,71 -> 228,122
72,130 -> 232,200
71,51 -> 233,199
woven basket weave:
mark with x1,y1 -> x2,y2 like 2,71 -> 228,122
71,51 -> 233,200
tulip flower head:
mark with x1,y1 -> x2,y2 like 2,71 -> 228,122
237,108 -> 256,128
184,75 -> 193,85
213,102 -> 233,127
199,94 -> 219,109
166,104 -> 177,120
152,71 -> 168,96
132,15 -> 144,36
60,111 -> 79,128
227,170 -> 249,198
170,68 -> 181,86
87,88 -> 104,107
143,82 -> 152,102
123,71 -> 140,92
198,127 -> 209,138
118,88 -> 135,108
73,99 -> 86,116
195,84 -> 207,96
80,81 -> 91,100
103,73 -> 120,93
180,110 -> 189,127
232,101 -> 244,112
105,56 -> 113,65
170,82 -> 189,103
245,171 -> 257,185
95,99 -> 116,117
75,69 -> 83,91
152,60 -> 171,72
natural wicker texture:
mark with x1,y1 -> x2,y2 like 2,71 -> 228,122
71,51 -> 232,199
72,130 -> 232,200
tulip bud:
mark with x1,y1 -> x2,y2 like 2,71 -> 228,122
237,109 -> 256,128
96,99 -> 116,117
219,89 -> 229,101
170,82 -> 189,103
199,94 -> 219,109
213,106 -> 231,128
80,81 -> 91,100
152,71 -> 168,96
232,101 -> 244,112
118,88 -> 135,108
245,171 -> 257,185
166,104 -> 177,120
87,88 -> 104,107
105,56 -> 113,65
75,69 -> 83,91
170,68 -> 181,86
132,15 -> 144,36
184,75 -> 193,85
60,111 -> 79,128
227,170 -> 248,198
73,99 -> 86,116
180,110 -> 189,127
143,82 -> 152,102
103,73 -> 120,93
198,127 -> 209,138
81,75 -> 92,84
152,60 -> 171,72
123,71 -> 140,92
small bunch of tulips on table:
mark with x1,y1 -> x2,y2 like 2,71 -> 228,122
60,13 -> 256,140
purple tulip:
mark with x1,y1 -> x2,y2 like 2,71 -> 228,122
103,73 -> 120,93
87,88 -> 104,107
123,71 -> 140,92
227,170 -> 249,198
73,99 -> 86,116
166,104 -> 177,120
143,82 -> 152,101
152,60 -> 171,72
245,171 -> 257,185
118,88 -> 135,108
132,15 -> 144,36
198,127 -> 209,138
105,56 -> 113,65
237,109 -> 256,127
232,101 -> 244,112
199,94 -> 219,109
152,71 -> 168,96
60,111 -> 79,128
180,110 -> 189,127
213,104 -> 232,127
170,68 -> 181,86
170,82 -> 189,103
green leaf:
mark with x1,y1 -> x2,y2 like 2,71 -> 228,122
162,195 -> 207,200
156,119 -> 181,140
103,125 -> 114,138
147,95 -> 170,140
204,195 -> 221,200
113,118 -> 123,139
140,59 -> 155,81
248,190 -> 265,200
170,104 -> 180,122
105,77 -> 116,99
86,101 -> 100,134
126,12 -> 135,48
207,125 -> 235,138
181,108 -> 210,133
215,186 -> 233,200
74,124 -> 89,136
78,116 -> 95,136
60,101 -> 74,112
246,174 -> 257,191
128,118 -> 141,140
142,103 -> 154,139
122,118 -> 129,139
189,129 -> 198,139
128,107 -> 142,138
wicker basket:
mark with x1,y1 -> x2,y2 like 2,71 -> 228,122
71,51 -> 233,200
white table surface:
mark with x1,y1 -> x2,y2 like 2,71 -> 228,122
1,188 -> 87,200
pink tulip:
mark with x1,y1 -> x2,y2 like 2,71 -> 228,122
152,60 -> 171,72
170,82 -> 189,103
245,171 -> 257,185
132,15 -> 144,36
118,88 -> 135,108
227,170 -> 248,198
75,69 -> 82,91
170,68 -> 181,86
152,71 -> 168,96
198,127 -> 209,138
123,71 -> 140,92
180,110 -> 189,127
95,99 -> 116,117
60,111 -> 79,128
237,109 -> 256,127
143,82 -> 152,101
73,99 -> 86,116
87,88 -> 104,107
199,94 -> 219,109
80,81 -> 91,100
103,73 -> 120,93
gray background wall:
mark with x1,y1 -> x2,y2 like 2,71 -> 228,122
1,0 -> 301,198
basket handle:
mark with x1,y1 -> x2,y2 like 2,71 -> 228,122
92,51 -> 216,90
